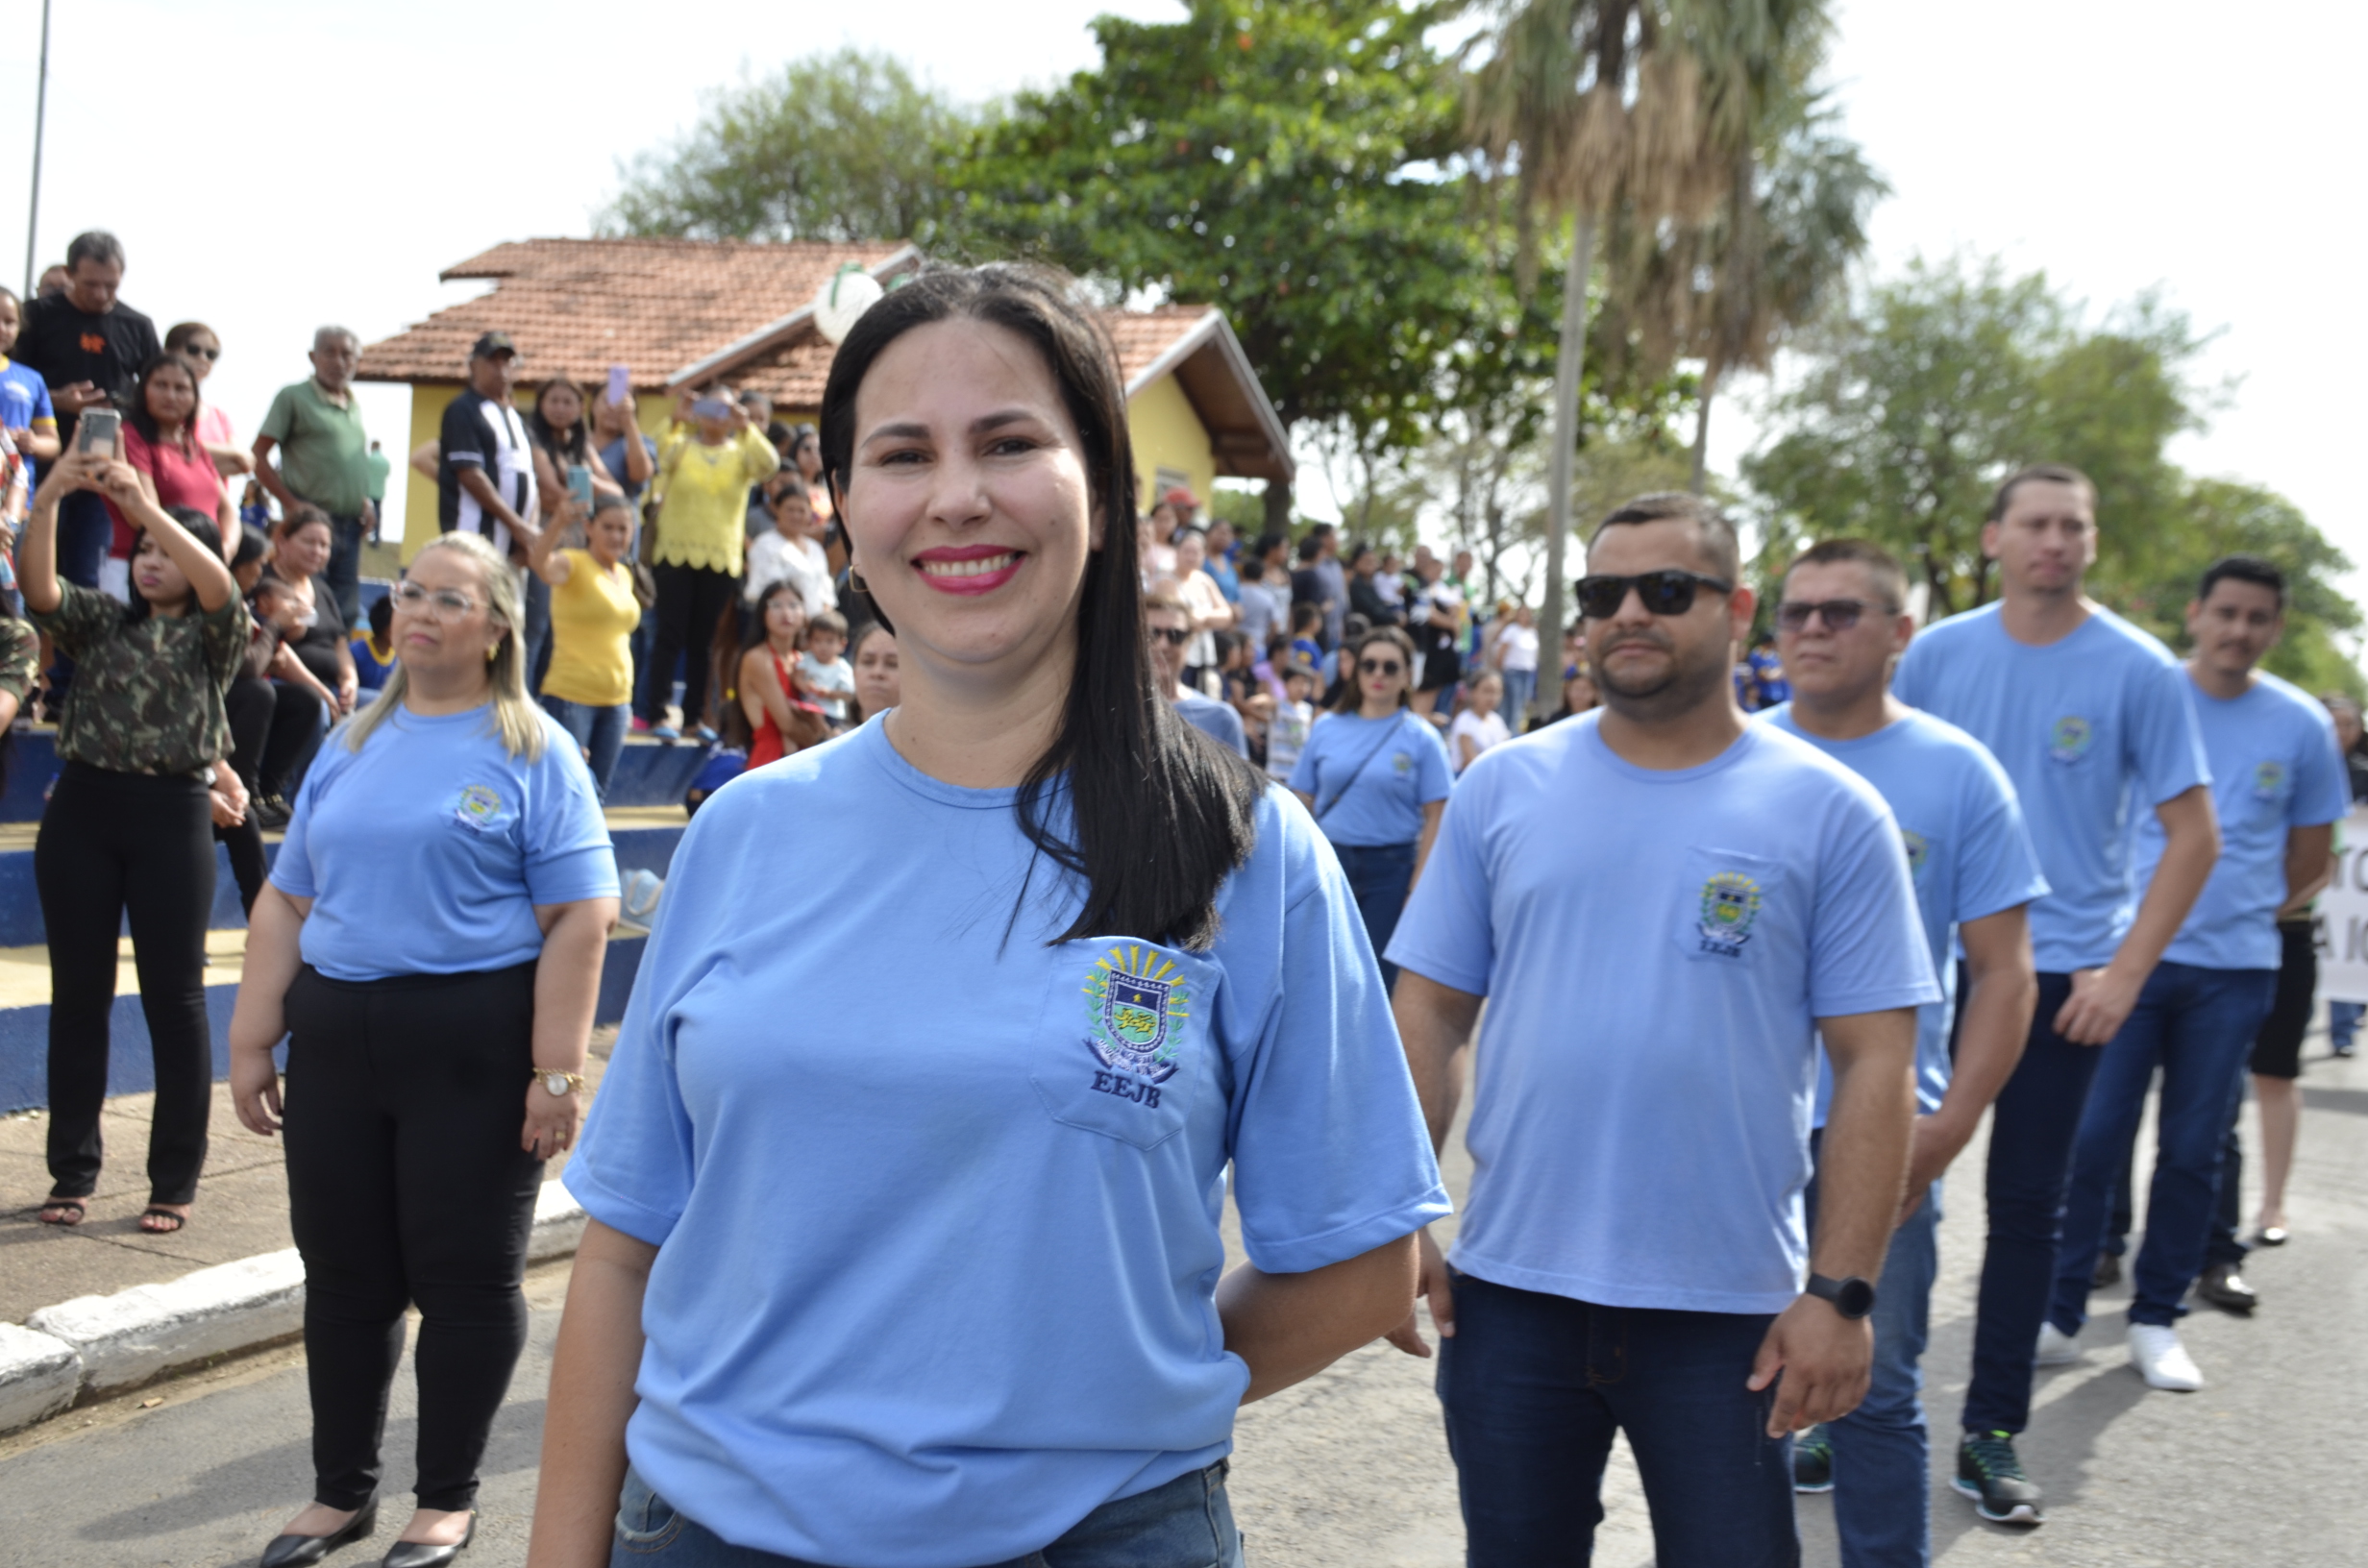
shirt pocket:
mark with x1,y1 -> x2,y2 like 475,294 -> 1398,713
1029,936 -> 1220,1151
1674,845 -> 1788,966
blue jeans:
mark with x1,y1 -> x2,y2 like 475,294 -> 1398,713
607,1459 -> 1243,1567
1959,970 -> 2102,1436
2049,962 -> 2276,1332
542,696 -> 629,801
1500,668 -> 1536,732
1330,840 -> 1416,990
2332,1000 -> 2363,1048
1438,1270 -> 1796,1567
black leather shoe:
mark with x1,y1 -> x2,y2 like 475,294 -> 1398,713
259,1501 -> 377,1567
381,1513 -> 475,1568
2196,1260 -> 2258,1313
2092,1251 -> 2122,1288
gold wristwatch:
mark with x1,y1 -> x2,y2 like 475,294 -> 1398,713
534,1069 -> 586,1098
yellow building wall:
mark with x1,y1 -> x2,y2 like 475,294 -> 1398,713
1126,375 -> 1214,516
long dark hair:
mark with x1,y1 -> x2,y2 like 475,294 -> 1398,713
123,505 -> 222,624
127,352 -> 204,450
1329,625 -> 1417,715
530,378 -> 593,466
818,264 -> 1261,951
717,580 -> 802,749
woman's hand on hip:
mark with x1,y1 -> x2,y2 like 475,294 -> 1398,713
229,1043 -> 284,1138
522,1080 -> 581,1161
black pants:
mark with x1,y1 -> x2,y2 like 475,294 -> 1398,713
283,961 -> 545,1512
641,563 -> 738,728
227,674 -> 326,801
37,763 -> 217,1204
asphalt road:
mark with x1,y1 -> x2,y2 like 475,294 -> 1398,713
6,1045 -> 2365,1567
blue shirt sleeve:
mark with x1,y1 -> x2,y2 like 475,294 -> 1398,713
1286,719 -> 1325,796
2129,657 -> 2212,807
1955,748 -> 2051,922
521,732 -> 620,905
2293,706 -> 2353,827
1228,805 -> 1451,1273
1809,787 -> 1941,1018
1410,717 -> 1453,804
1385,768 -> 1497,995
266,737 -> 350,899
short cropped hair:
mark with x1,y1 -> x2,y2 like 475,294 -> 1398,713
1986,463 -> 2095,523
65,231 -> 124,271
1784,538 -> 1910,611
2197,553 -> 2285,608
1589,492 -> 1741,583
804,608 -> 849,642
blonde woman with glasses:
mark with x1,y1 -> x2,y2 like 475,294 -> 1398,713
230,530 -> 619,1568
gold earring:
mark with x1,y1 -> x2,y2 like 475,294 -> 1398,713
486,642 -> 499,663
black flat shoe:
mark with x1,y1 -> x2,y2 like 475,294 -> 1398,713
259,1501 -> 377,1567
381,1513 -> 475,1568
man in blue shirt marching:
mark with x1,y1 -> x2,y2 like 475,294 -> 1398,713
2044,555 -> 2348,1390
1387,494 -> 1936,1567
1893,463 -> 2217,1526
1762,540 -> 2046,1568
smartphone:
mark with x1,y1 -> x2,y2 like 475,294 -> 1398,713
690,397 -> 733,423
76,408 -> 120,453
605,365 -> 631,406
568,464 -> 594,509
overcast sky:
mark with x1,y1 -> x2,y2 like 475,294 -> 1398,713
0,0 -> 2356,616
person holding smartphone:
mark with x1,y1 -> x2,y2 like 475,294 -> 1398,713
637,384 -> 777,742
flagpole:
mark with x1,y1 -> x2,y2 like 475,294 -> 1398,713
24,0 -> 53,297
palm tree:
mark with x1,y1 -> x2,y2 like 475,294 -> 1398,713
1464,1 -> 1826,712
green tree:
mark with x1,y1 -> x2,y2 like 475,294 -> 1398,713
943,1 -> 1484,532
1463,0 -> 1827,711
600,49 -> 979,242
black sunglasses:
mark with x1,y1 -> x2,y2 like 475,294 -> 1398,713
1776,598 -> 1892,633
1358,657 -> 1405,676
1148,625 -> 1193,646
1573,569 -> 1733,620
182,344 -> 220,361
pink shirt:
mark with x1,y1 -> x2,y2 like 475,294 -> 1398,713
109,425 -> 226,557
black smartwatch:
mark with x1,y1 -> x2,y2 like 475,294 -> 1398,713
1806,1273 -> 1877,1320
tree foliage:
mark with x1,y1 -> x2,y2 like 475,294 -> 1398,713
600,49 -> 978,243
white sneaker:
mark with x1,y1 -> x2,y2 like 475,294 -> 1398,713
2127,1324 -> 2204,1390
2035,1322 -> 2082,1366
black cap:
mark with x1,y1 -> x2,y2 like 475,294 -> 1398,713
469,331 -> 517,360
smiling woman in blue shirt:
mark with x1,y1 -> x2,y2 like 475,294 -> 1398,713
530,265 -> 1450,1568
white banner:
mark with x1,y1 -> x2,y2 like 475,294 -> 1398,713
2315,806 -> 2368,1004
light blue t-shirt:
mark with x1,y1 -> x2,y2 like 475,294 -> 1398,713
2138,670 -> 2350,971
1762,705 -> 2050,1123
271,704 -> 618,981
566,720 -> 1448,1567
1894,603 -> 2210,972
1386,714 -> 1937,1312
1287,709 -> 1452,846
1173,688 -> 1246,756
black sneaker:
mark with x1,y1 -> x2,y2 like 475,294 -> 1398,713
2092,1250 -> 2122,1287
1953,1431 -> 2043,1526
1792,1424 -> 1835,1493
255,794 -> 292,831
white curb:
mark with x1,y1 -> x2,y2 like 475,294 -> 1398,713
10,1180 -> 587,1423
0,1321 -> 82,1433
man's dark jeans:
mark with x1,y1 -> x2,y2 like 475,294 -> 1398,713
2050,962 -> 2275,1333
1959,970 -> 2103,1437
1438,1269 -> 1796,1567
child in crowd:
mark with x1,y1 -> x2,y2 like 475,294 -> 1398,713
1265,660 -> 1316,785
795,608 -> 856,730
1376,551 -> 1407,617
1289,600 -> 1324,671
1447,669 -> 1511,773
350,593 -> 396,694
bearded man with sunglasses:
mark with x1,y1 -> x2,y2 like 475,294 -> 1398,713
1385,493 -> 1936,1567
1760,540 -> 2046,1568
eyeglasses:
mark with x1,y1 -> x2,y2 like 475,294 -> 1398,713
1148,625 -> 1193,646
1775,598 -> 1893,633
392,581 -> 481,617
1358,657 -> 1405,677
181,344 -> 220,361
1573,570 -> 1733,620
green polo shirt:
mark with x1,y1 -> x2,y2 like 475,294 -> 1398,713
258,379 -> 372,514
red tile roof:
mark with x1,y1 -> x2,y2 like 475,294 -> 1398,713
356,237 -> 914,390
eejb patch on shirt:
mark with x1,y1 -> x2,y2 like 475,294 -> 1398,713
2048,715 -> 2095,765
1031,938 -> 1219,1150
450,778 -> 516,834
1678,845 -> 1785,963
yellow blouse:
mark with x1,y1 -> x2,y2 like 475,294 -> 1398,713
650,426 -> 778,576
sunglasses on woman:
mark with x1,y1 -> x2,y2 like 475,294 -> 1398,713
1358,657 -> 1405,676
1572,569 -> 1732,620
1148,626 -> 1193,646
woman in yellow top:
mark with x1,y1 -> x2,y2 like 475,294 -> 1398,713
638,385 -> 777,743
530,493 -> 642,799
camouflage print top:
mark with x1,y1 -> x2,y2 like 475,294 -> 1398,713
31,583 -> 251,778
0,617 -> 36,710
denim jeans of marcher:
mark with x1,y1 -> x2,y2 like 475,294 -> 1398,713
1438,1270 -> 1796,1568
1807,1133 -> 1941,1568
2049,962 -> 2277,1333
607,1459 -> 1244,1567
542,696 -> 630,802
1329,840 -> 1417,991
1958,970 -> 2102,1436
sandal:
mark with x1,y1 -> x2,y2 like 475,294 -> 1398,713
37,1196 -> 87,1226
139,1206 -> 189,1234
